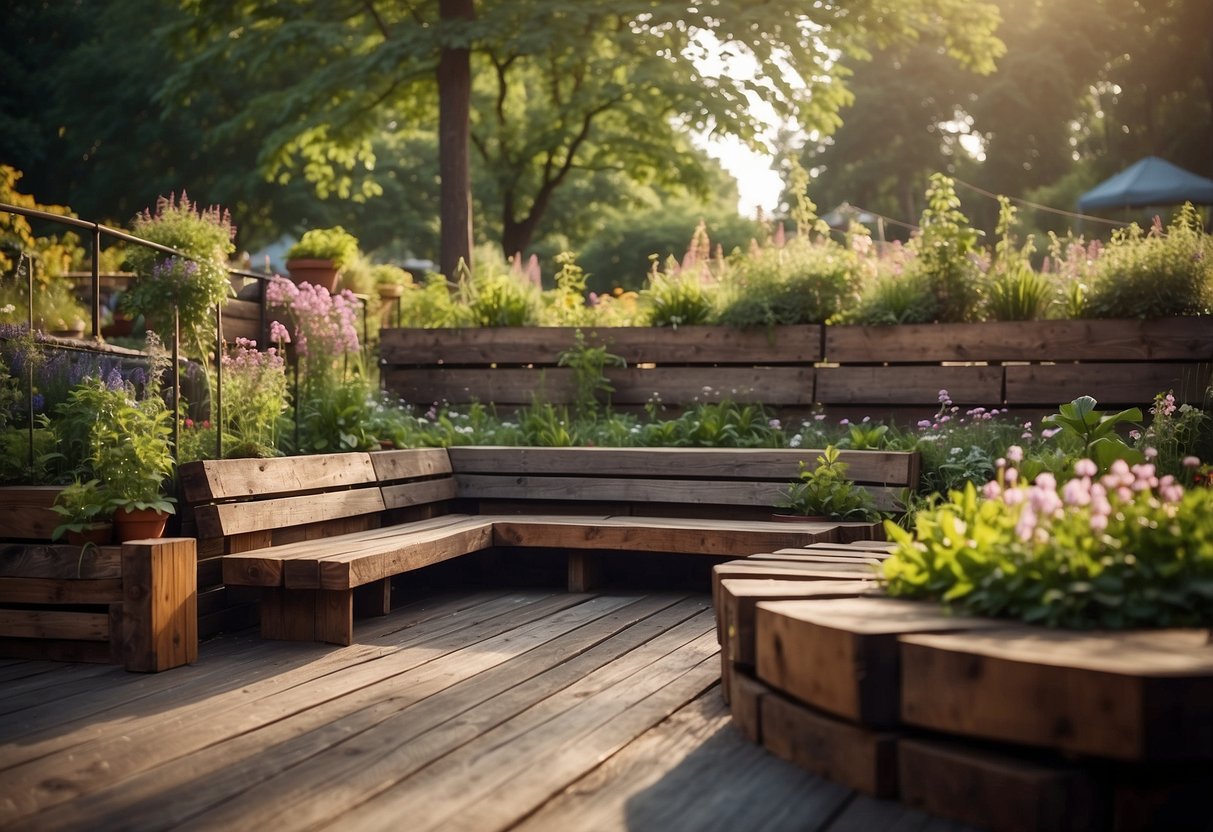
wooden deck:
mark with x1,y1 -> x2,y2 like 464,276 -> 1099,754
0,589 -> 977,831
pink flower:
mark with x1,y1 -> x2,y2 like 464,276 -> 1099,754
1006,445 -> 1024,463
1073,459 -> 1097,478
1183,456 -> 1201,468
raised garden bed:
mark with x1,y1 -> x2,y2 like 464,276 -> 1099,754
0,538 -> 197,671
380,318 -> 1213,421
714,555 -> 1213,831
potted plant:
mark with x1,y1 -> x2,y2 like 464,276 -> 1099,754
373,264 -> 412,300
53,340 -> 177,541
121,193 -> 236,358
50,478 -> 114,545
285,226 -> 360,293
776,445 -> 884,522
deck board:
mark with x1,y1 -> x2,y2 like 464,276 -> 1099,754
0,588 -> 972,831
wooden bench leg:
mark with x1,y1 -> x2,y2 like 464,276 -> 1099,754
316,589 -> 354,646
353,578 -> 391,618
260,587 -> 354,645
568,552 -> 601,592
260,588 -> 316,641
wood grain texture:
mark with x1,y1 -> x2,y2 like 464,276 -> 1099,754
195,488 -> 387,538
1004,362 -> 1211,406
448,445 -> 919,486
761,683 -> 901,799
754,597 -> 1004,726
899,628 -> 1213,761
386,366 -> 815,406
0,577 -> 123,605
718,578 -> 875,666
825,318 -> 1213,363
0,544 -> 122,579
368,448 -> 454,481
897,738 -> 1104,832
0,609 -> 110,641
380,325 -> 823,365
178,452 -> 377,502
380,478 -> 458,510
0,486 -> 61,540
491,515 -> 840,556
815,365 -> 1004,406
121,538 -> 197,672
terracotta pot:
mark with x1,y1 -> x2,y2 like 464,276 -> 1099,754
286,258 -> 341,293
377,284 -> 404,300
113,507 -> 170,542
66,523 -> 113,546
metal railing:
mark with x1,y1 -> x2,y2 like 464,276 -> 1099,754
1,200 -> 274,463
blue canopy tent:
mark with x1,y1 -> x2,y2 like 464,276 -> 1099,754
1078,156 -> 1213,211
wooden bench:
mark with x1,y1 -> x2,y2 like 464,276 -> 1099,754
183,446 -> 919,646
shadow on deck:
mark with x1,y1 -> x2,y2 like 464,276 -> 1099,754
0,588 -> 978,831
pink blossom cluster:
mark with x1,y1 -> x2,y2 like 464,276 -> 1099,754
266,277 -> 362,358
221,337 -> 285,375
916,390 -> 1006,431
981,448 -> 1187,540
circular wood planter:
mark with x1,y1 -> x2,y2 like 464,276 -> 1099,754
717,560 -> 1213,831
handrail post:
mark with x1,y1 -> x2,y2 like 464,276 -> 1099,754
23,253 -> 34,475
91,227 -> 102,339
215,303 -> 223,460
172,307 -> 181,469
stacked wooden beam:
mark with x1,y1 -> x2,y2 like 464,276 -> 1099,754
714,547 -> 1213,831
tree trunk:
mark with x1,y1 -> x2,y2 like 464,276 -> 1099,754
437,0 -> 475,280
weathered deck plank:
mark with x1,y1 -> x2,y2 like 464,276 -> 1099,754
0,589 -> 968,832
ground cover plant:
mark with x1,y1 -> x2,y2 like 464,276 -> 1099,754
882,391 -> 1213,628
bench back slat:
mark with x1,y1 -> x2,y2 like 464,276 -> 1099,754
370,448 -> 454,481
180,453 -> 378,502
382,478 -> 459,510
447,446 -> 917,487
195,489 -> 387,538
455,474 -> 901,511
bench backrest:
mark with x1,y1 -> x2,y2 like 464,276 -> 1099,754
448,446 -> 919,519
180,448 -> 457,554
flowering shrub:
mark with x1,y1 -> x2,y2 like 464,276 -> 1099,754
267,277 -> 372,452
266,278 -> 362,365
882,451 -> 1213,628
216,337 -> 289,457
122,193 -> 236,355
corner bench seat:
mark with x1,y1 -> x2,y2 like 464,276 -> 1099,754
220,513 -> 846,645
184,446 -> 918,646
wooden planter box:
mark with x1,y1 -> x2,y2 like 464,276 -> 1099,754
379,318 -> 1213,421
0,539 -> 197,672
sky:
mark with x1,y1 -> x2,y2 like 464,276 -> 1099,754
703,135 -> 784,217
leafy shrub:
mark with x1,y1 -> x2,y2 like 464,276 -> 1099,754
846,269 -> 937,325
777,445 -> 883,521
464,273 -> 540,327
906,174 -> 985,322
717,237 -> 858,327
639,265 -> 716,327
1085,203 -> 1212,319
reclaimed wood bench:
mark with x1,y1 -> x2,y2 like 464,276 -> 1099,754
183,446 -> 919,646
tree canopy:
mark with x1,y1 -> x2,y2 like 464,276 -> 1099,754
163,0 -> 1004,273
